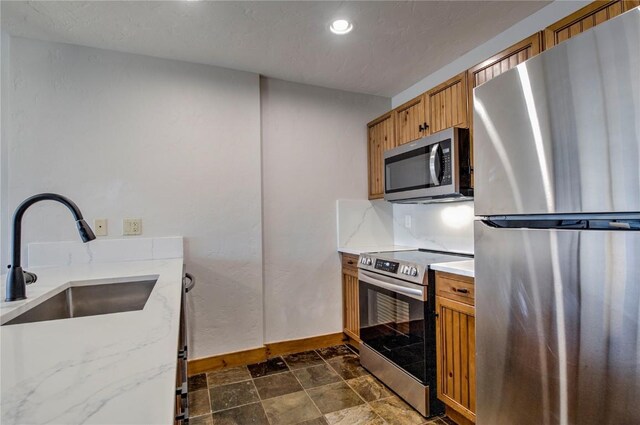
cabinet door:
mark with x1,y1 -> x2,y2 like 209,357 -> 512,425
342,271 -> 360,343
466,33 -> 543,186
436,296 -> 476,423
394,94 -> 428,145
367,112 -> 395,199
467,32 -> 542,94
544,0 -> 640,48
426,72 -> 468,135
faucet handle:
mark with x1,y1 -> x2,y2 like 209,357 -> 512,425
24,271 -> 37,285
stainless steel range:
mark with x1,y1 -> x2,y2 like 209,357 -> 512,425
357,249 -> 473,417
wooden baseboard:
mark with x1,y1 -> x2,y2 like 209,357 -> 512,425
343,332 -> 361,351
188,332 -> 346,376
445,406 -> 475,425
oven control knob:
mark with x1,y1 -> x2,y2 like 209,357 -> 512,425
410,267 -> 418,276
366,258 -> 373,265
404,266 -> 410,274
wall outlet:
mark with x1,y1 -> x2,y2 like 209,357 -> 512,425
404,215 -> 412,229
94,218 -> 108,236
123,218 -> 142,236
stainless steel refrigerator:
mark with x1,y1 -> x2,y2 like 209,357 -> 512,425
473,7 -> 640,425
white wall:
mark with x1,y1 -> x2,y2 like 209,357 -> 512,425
392,1 -> 589,107
260,78 -> 388,343
2,37 -> 391,358
2,36 -> 263,359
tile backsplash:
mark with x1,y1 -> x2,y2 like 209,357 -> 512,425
336,199 -> 394,248
393,202 -> 474,254
337,199 -> 474,254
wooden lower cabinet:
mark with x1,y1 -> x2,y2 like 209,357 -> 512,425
435,272 -> 476,423
341,253 -> 361,344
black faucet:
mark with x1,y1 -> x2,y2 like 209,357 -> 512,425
5,193 -> 96,302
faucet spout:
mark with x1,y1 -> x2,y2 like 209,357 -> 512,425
5,193 -> 96,302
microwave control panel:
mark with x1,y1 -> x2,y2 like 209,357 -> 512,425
441,139 -> 452,186
375,259 -> 399,274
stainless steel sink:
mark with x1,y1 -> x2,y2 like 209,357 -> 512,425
3,279 -> 157,326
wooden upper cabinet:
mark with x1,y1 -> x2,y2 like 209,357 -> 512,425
467,33 -> 543,93
426,72 -> 468,135
544,0 -> 640,48
394,94 -> 428,145
466,32 -> 543,182
367,112 -> 395,199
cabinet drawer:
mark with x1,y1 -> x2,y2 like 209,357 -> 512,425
436,272 -> 474,306
341,253 -> 359,271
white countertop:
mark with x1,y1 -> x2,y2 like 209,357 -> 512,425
430,259 -> 475,278
337,245 -> 417,255
0,258 -> 184,425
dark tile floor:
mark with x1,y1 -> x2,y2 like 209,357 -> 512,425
188,345 -> 456,425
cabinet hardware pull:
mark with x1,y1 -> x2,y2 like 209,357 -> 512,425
347,261 -> 354,265
453,287 -> 469,294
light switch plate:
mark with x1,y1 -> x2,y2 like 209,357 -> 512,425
123,218 -> 142,236
405,215 -> 412,229
94,218 -> 108,236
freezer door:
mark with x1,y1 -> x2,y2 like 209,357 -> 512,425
473,8 -> 640,216
475,221 -> 640,425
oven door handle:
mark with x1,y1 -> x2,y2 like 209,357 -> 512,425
358,270 -> 426,301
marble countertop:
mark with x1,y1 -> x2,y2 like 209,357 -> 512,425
0,258 -> 184,425
430,259 -> 475,278
337,245 -> 417,255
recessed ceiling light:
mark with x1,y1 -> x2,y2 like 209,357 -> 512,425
330,19 -> 353,35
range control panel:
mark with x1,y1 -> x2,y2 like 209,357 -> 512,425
375,259 -> 399,273
359,254 -> 421,282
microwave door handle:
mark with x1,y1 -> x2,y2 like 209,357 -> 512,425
429,143 -> 440,185
359,270 -> 426,301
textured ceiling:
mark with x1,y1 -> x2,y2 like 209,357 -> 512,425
1,1 -> 550,97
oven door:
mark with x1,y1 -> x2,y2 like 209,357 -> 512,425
359,269 -> 429,384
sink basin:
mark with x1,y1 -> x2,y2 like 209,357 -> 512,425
3,279 -> 157,326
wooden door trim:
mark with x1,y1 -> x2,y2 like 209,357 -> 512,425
367,110 -> 393,128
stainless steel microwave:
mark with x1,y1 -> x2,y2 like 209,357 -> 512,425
384,127 -> 473,203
